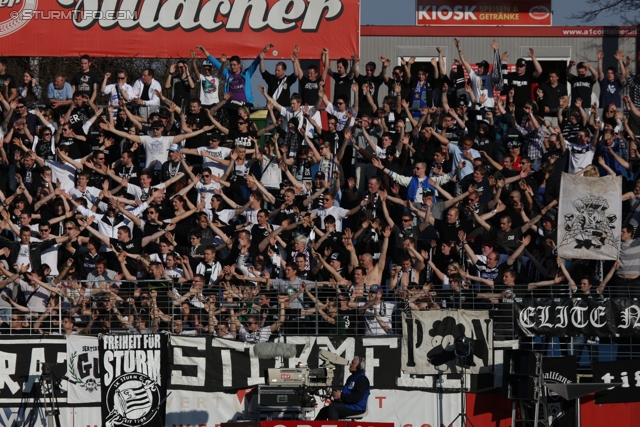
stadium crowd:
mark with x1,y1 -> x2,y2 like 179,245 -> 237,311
0,39 -> 639,342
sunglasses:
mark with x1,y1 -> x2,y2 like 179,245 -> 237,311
152,127 -> 162,131
202,174 -> 211,178
118,77 -> 126,80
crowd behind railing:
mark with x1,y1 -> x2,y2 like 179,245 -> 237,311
0,278 -> 636,334
3,39 -> 640,375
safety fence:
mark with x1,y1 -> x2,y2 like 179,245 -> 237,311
2,279 -> 640,370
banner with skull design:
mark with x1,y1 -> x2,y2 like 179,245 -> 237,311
558,173 -> 621,260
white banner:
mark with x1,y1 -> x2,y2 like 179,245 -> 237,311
66,335 -> 101,404
558,173 -> 621,260
402,310 -> 493,375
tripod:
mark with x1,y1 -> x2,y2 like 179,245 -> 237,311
22,362 -> 62,427
447,338 -> 475,427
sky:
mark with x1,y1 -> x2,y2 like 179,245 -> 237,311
360,0 -> 628,26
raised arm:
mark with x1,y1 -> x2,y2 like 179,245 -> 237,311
101,122 -> 141,143
528,48 -> 543,79
142,223 -> 176,247
507,235 -> 532,266
598,260 -> 620,294
173,124 -> 215,143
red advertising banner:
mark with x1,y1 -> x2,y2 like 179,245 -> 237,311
0,0 -> 360,59
416,0 -> 552,26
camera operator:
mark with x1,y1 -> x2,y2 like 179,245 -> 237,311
315,356 -> 370,420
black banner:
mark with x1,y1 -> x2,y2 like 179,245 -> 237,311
543,356 -> 576,427
515,298 -> 640,337
592,360 -> 640,404
0,337 -> 67,407
169,336 -> 402,392
100,334 -> 168,427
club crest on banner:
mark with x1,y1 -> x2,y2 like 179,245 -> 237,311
100,334 -> 168,427
557,173 -> 621,260
104,373 -> 161,427
560,196 -> 617,250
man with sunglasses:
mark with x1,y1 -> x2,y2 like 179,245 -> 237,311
209,112 -> 272,150
9,99 -> 38,135
102,119 -> 213,172
0,225 -> 78,273
312,192 -> 361,232
232,300 -> 286,343
165,60 -> 195,109
180,131 -> 230,178
197,44 -> 262,106
101,70 -> 133,114
191,51 -> 220,108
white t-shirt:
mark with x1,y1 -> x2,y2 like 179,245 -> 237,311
19,280 -> 51,313
260,155 -> 281,189
567,142 -> 596,174
278,106 -> 321,137
103,83 -> 135,109
468,70 -> 495,108
243,208 -> 259,230
195,181 -> 219,206
359,301 -> 396,336
140,135 -> 174,168
71,186 -> 103,210
166,268 -> 184,279
325,103 -> 355,131
199,74 -> 220,105
239,325 -> 273,343
45,159 -> 80,192
197,145 -> 231,176
312,206 -> 350,231
205,208 -> 235,225
127,182 -> 165,202
39,242 -> 60,276
17,244 -> 30,270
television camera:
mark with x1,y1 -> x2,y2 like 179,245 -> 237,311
252,343 -> 349,415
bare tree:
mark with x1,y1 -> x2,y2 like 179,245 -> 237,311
569,0 -> 640,24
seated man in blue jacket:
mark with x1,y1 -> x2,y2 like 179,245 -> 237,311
315,356 -> 370,420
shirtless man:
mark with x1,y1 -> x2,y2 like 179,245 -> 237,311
349,226 -> 390,290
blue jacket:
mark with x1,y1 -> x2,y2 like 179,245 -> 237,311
207,54 -> 260,104
341,371 -> 370,411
